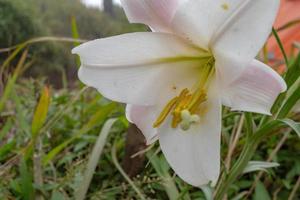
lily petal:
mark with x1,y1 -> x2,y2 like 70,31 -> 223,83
212,0 -> 280,83
73,32 -> 202,105
171,0 -> 248,49
172,0 -> 280,83
158,84 -> 222,187
221,60 -> 287,115
121,0 -> 180,32
126,104 -> 158,145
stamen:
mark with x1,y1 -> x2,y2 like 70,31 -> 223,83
153,96 -> 178,128
152,53 -> 216,131
172,90 -> 192,128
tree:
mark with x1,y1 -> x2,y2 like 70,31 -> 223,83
103,0 -> 114,17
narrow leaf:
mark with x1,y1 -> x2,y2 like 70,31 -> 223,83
277,86 -> 300,119
272,28 -> 289,66
0,49 -> 28,113
254,181 -> 271,200
243,161 -> 280,174
112,142 -> 146,200
76,118 -> 117,200
146,150 -> 179,200
19,158 -> 34,200
284,52 -> 300,88
279,119 -> 300,138
31,86 -> 51,137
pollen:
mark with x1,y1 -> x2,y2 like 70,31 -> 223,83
221,3 -> 229,10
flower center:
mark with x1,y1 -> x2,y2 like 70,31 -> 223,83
153,54 -> 215,131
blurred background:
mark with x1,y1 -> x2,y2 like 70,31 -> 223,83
0,0 -> 146,89
0,0 -> 299,199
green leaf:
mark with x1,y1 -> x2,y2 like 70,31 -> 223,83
31,86 -> 51,137
284,52 -> 300,88
112,142 -> 146,200
19,158 -> 34,200
243,161 -> 279,174
277,86 -> 300,119
254,181 -> 271,200
71,16 -> 80,47
50,190 -> 65,200
279,119 -> 300,138
0,49 -> 28,113
272,28 -> 289,67
0,118 -> 13,140
147,150 -> 179,200
0,140 -> 15,161
75,118 -> 117,200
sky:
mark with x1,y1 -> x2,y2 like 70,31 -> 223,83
82,0 -> 121,8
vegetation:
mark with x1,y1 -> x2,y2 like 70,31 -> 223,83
0,0 -> 299,199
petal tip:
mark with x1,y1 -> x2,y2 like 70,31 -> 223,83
71,46 -> 80,55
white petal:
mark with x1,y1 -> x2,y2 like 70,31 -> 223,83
72,32 -> 200,66
172,0 -> 246,49
212,0 -> 280,83
158,84 -> 222,187
121,0 -> 180,32
172,0 -> 280,83
73,32 -> 202,105
221,60 -> 287,115
126,104 -> 158,145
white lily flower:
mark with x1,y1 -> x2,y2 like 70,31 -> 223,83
72,0 -> 287,187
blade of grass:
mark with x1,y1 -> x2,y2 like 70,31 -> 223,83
277,86 -> 300,119
272,27 -> 289,67
111,141 -> 146,200
19,158 -> 34,200
31,86 -> 51,138
71,16 -> 80,47
0,49 -> 28,113
71,16 -> 81,68
0,36 -> 86,54
146,150 -> 179,200
76,118 -> 117,200
25,86 -> 51,159
0,118 -> 13,140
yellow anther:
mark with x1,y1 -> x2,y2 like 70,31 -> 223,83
172,90 -> 192,128
153,96 -> 178,128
